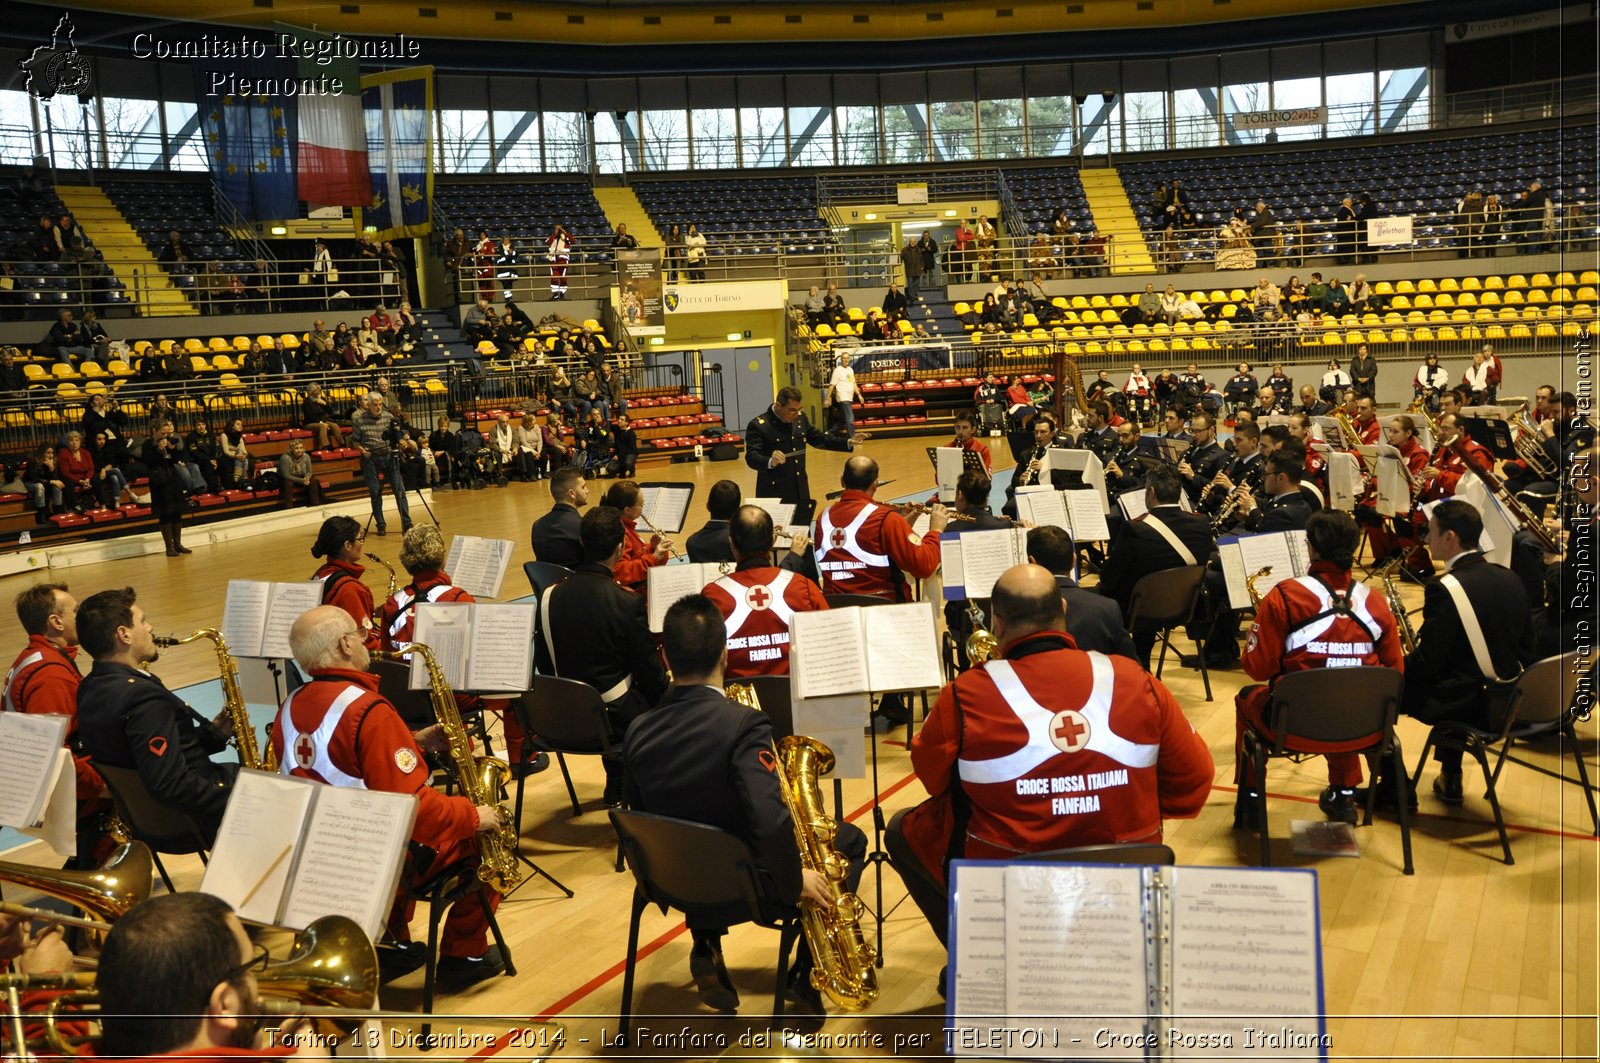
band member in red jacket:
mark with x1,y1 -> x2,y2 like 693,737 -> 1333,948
814,455 -> 947,602
1417,413 -> 1493,504
275,605 -> 507,985
702,506 -> 828,678
602,480 -> 670,593
5,582 -> 115,863
887,564 -> 1212,951
947,409 -> 993,473
1236,511 -> 1403,826
310,516 -> 379,649
1361,414 -> 1430,562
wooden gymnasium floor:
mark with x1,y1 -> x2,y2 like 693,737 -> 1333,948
1,435 -> 1595,1063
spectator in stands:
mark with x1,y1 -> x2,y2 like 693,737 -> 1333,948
576,369 -> 609,421
1134,283 -> 1161,325
540,412 -> 572,474
613,413 -> 638,478
491,311 -> 525,360
57,431 -> 104,511
81,393 -> 129,458
442,226 -> 470,300
951,219 -> 974,283
1265,364 -> 1293,403
426,416 -> 457,488
1027,232 -> 1054,279
1158,284 -> 1182,325
1456,190 -> 1485,258
1349,344 -> 1377,400
308,238 -> 334,302
185,419 -> 223,493
599,363 -> 627,417
1250,199 -> 1278,265
1481,193 -> 1505,249
611,223 -> 638,255
41,309 -> 92,365
0,347 -> 24,392
302,382 -> 342,451
1324,277 -> 1351,317
1223,363 -> 1259,417
822,283 -> 848,326
1568,198 -> 1595,251
23,447 -> 66,523
1335,195 -> 1358,264
329,322 -> 358,369
661,222 -> 684,282
1520,179 -> 1548,252
1348,274 -> 1373,313
1356,193 -> 1377,264
371,304 -> 397,349
380,241 -> 410,304
974,215 -> 998,276
355,318 -> 386,366
572,327 -> 603,372
549,366 -> 578,421
276,439 -> 324,508
462,297 -> 493,344
144,419 -> 195,553
1414,353 -> 1449,410
241,258 -> 274,311
393,302 -> 420,352
578,408 -> 614,475
1079,227 -> 1109,277
882,281 -> 908,321
684,223 -> 708,281
917,230 -> 940,285
219,419 -> 254,489
803,286 -> 826,327
33,216 -> 60,260
514,412 -> 545,481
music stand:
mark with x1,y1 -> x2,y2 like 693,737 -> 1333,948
1460,416 -> 1520,462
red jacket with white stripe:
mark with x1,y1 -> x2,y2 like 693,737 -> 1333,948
1419,435 -> 1493,502
379,570 -> 472,653
614,519 -> 666,593
813,490 -> 941,602
271,668 -> 477,848
702,559 -> 829,677
902,631 -> 1213,883
4,635 -> 101,799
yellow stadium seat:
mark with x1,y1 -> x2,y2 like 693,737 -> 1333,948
1506,274 -> 1527,288
1170,337 -> 1189,351
1484,324 -> 1506,339
1412,327 -> 1434,341
1536,323 -> 1558,338
1109,294 -> 1129,308
1083,341 -> 1104,355
1437,326 -> 1458,341
1460,276 -> 1481,290
218,373 -> 245,390
1552,287 -> 1573,303
1414,294 -> 1434,308
1479,290 -> 1500,306
1484,275 -> 1504,289
1554,271 -> 1576,286
1390,295 -> 1411,310
1090,295 -> 1109,308
1438,277 -> 1459,291
1130,323 -> 1149,336
1127,339 -> 1146,353
1022,313 -> 1040,328
475,341 -> 498,355
1450,309 -> 1471,323
207,337 -> 229,352
1071,296 -> 1090,309
50,363 -> 80,380
1530,272 -> 1550,288
1321,331 -> 1342,345
212,355 -> 239,371
896,320 -> 913,334
1373,281 -> 1394,296
1427,310 -> 1448,324
279,334 -> 301,350
1070,326 -> 1089,338
1580,271 -> 1599,286
1191,337 -> 1213,351
231,336 -> 251,351
1394,280 -> 1415,294
78,361 -> 107,379
847,306 -> 865,320
1051,297 -> 1068,309
814,324 -> 834,338
836,322 -> 856,336
1527,289 -> 1548,304
107,360 -> 134,377
1433,293 -> 1455,308
181,338 -> 204,353
1509,324 -> 1532,339
1456,292 -> 1477,307
1417,278 -> 1437,292
1345,330 -> 1365,345
1502,289 -> 1524,304
953,302 -> 970,316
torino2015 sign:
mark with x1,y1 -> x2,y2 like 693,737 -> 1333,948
1237,106 -> 1329,130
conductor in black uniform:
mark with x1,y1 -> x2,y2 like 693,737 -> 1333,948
534,506 -> 667,805
74,587 -> 238,840
623,594 -> 866,1016
530,466 -> 587,569
1403,500 -> 1537,804
745,386 -> 859,525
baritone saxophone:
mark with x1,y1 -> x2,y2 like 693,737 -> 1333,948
725,682 -> 878,1011
155,629 -> 276,772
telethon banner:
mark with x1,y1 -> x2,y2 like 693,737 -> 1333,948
614,248 -> 664,336
1367,215 -> 1415,247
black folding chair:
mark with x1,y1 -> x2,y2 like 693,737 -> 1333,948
93,762 -> 212,893
1125,564 -> 1212,701
1239,666 -> 1413,874
1411,652 -> 1599,864
394,842 -> 516,1026
523,560 -> 573,599
510,675 -> 617,821
608,809 -> 802,1043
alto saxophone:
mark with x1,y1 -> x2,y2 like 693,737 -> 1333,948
725,683 -> 878,1011
1372,556 -> 1419,654
1244,565 -> 1273,607
365,552 -> 398,623
155,629 -> 276,772
371,645 -> 522,895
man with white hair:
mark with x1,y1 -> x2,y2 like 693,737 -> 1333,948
350,390 -> 412,536
273,605 -> 507,986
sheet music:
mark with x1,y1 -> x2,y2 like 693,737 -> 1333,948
1167,867 -> 1324,1057
1064,489 -> 1111,542
638,483 -> 695,534
281,787 -> 417,939
1369,444 -> 1411,517
950,863 -> 1010,1035
201,770 -> 317,926
0,713 -> 68,831
935,446 -> 965,503
18,749 -> 75,857
409,604 -> 471,689
648,563 -> 721,633
445,536 -> 515,599
1051,448 -> 1111,513
260,583 -> 326,660
959,527 -> 1027,598
1219,531 -> 1308,609
1006,864 -> 1149,1056
1321,449 -> 1361,512
464,604 -> 536,691
940,535 -> 965,600
1118,487 -> 1150,521
220,580 -> 272,658
748,497 -> 796,528
1014,487 -> 1068,532
863,601 -> 944,692
1444,480 -> 1512,567
789,609 -> 869,698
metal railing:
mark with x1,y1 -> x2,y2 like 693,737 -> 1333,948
1442,76 -> 1600,128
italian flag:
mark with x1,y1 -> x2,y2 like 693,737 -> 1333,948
287,27 -> 369,206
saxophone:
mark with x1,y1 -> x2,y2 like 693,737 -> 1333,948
1372,556 -> 1419,654
371,645 -> 522,895
1245,565 -> 1273,606
155,630 -> 275,771
965,599 -> 999,664
725,683 -> 878,1011
365,552 -> 398,622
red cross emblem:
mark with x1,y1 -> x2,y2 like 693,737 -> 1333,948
745,585 -> 773,611
294,732 -> 316,770
829,528 -> 847,549
1049,709 -> 1091,754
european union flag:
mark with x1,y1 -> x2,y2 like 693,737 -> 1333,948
192,58 -> 299,222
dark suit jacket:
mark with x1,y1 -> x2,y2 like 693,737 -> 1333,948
1244,491 -> 1314,533
530,502 -> 583,568
534,563 -> 667,726
744,406 -> 851,517
623,685 -> 802,922
1404,552 -> 1536,726
1096,505 -> 1214,615
685,519 -> 735,564
1057,576 -> 1139,661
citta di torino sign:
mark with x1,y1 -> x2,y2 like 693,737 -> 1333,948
1236,106 -> 1327,130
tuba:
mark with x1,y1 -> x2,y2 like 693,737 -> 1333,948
370,645 -> 521,895
156,630 -> 275,772
725,684 -> 878,1011
1510,406 -> 1558,479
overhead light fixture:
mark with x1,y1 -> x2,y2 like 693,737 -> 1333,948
864,213 -> 877,221
726,332 -> 742,342
943,209 -> 957,217
269,225 -> 288,235
902,220 -> 944,230
649,336 -> 664,345
363,224 -> 378,233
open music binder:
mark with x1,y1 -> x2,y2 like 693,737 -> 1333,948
200,770 -> 417,939
949,861 -> 1327,1061
637,482 -> 696,534
939,526 -> 1029,600
409,601 -> 536,691
443,535 -> 515,599
1216,530 -> 1310,609
0,714 -> 75,857
220,580 -> 327,659
1014,486 -> 1112,543
646,560 -> 735,632
928,446 -> 989,503
788,601 -> 942,698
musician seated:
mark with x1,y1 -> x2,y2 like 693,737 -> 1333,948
814,456 -> 947,602
529,467 -> 587,569
1026,526 -> 1138,661
1352,396 -> 1381,445
1400,502 -> 1537,806
277,606 -> 507,986
1176,413 -> 1226,506
75,588 -> 239,841
96,892 -> 324,1059
1359,415 -> 1430,571
1296,385 -> 1332,417
1002,413 -> 1057,519
1234,512 -> 1404,827
1534,443 -> 1597,655
0,908 -> 73,978
949,409 -> 993,473
685,478 -> 741,564
702,506 -> 827,678
886,565 -> 1213,969
1103,420 -> 1145,496
622,595 -> 867,1016
602,480 -> 670,593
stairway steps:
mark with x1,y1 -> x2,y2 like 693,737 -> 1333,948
56,186 -> 198,315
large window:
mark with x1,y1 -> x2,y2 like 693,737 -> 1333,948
100,96 -> 161,169
492,109 -> 541,172
1078,96 -> 1120,156
1380,67 -> 1431,132
1122,92 -> 1168,152
592,112 -> 632,174
739,107 -> 785,167
438,108 -> 490,173
1173,89 -> 1219,149
931,100 -> 975,161
788,106 -> 833,166
835,106 -> 880,165
542,112 -> 589,174
161,101 -> 206,171
883,103 -> 929,164
1028,96 -> 1074,156
1326,72 -> 1376,137
39,95 -> 99,170
642,109 -> 689,171
0,91 -> 35,165
1271,77 -> 1323,142
978,98 -> 1025,159
1223,82 -> 1269,144
691,108 -> 736,169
